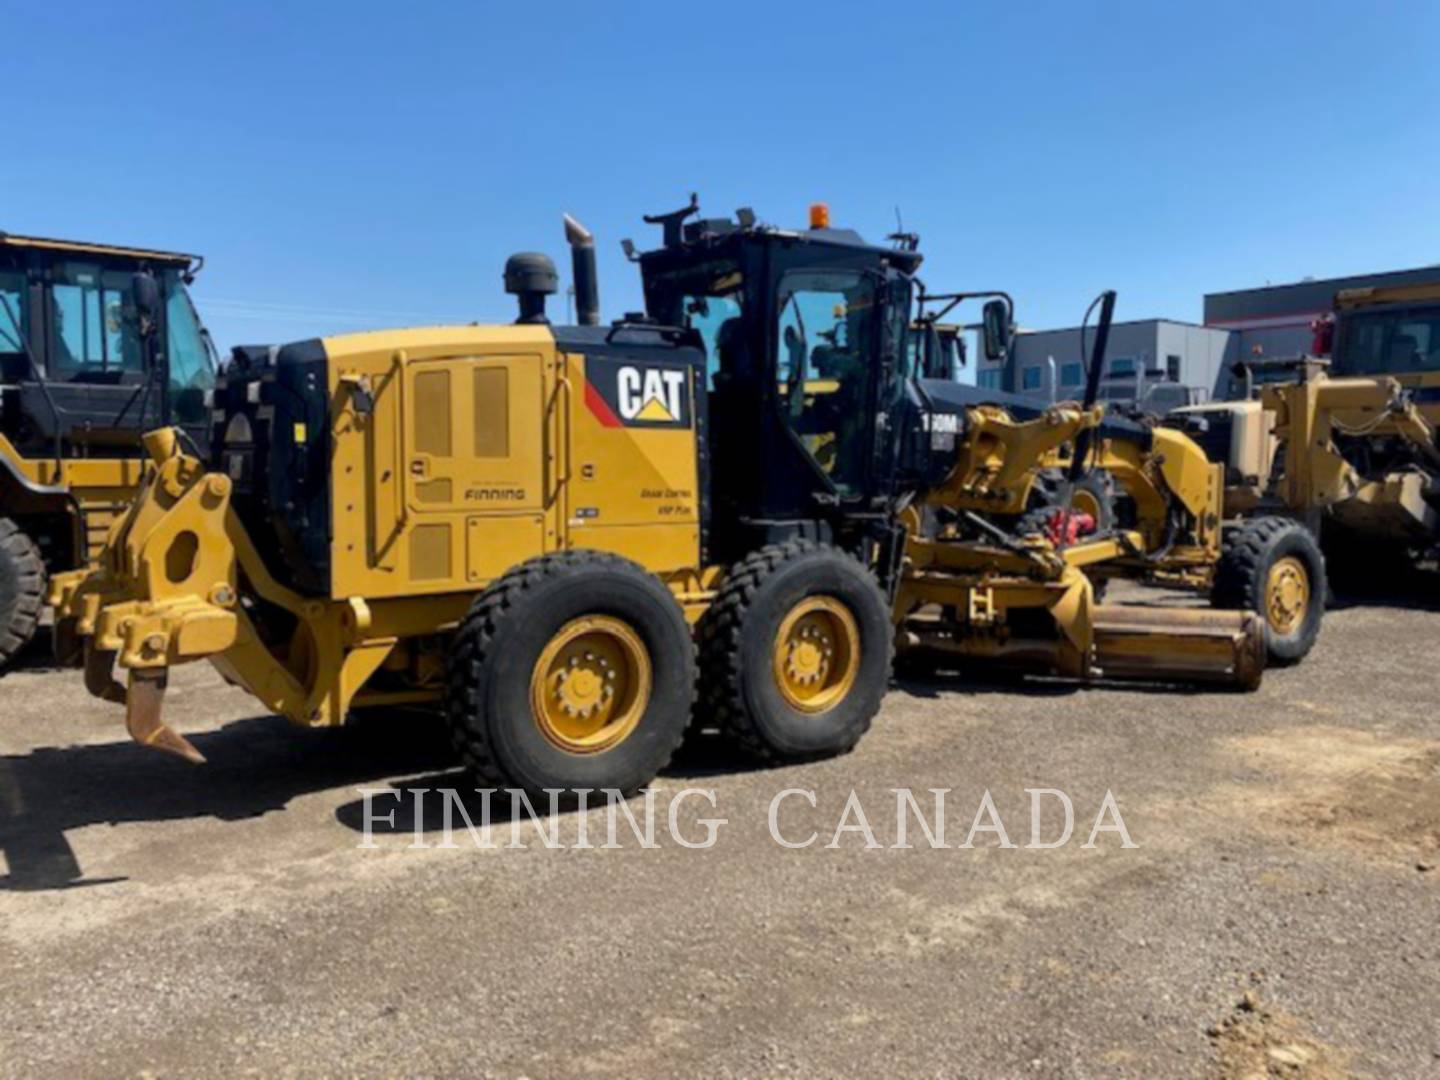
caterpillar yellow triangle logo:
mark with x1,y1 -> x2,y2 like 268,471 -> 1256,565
635,395 -> 677,422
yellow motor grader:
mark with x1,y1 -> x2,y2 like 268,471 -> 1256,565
51,201 -> 1263,795
912,290 -> 1325,667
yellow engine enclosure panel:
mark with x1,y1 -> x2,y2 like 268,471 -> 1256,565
324,326 -> 701,601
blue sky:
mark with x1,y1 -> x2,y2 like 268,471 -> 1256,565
6,0 -> 1438,370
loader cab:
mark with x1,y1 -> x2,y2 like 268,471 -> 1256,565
0,233 -> 216,459
637,202 -> 920,561
1330,286 -> 1440,381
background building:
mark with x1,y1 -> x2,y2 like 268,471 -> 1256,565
975,318 -> 1230,413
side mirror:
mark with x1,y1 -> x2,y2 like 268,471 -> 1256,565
131,272 -> 161,339
981,299 -> 1011,361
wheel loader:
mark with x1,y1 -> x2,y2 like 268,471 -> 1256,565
0,232 -> 216,668
50,199 -> 1264,797
1163,279 -> 1440,593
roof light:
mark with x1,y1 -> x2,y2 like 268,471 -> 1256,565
808,203 -> 830,230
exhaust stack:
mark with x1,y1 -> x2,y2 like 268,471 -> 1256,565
563,213 -> 600,326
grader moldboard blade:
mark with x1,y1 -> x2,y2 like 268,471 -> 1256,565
1089,604 -> 1265,691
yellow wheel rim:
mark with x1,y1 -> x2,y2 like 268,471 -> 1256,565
771,596 -> 861,714
1265,556 -> 1310,636
530,616 -> 651,754
1072,490 -> 1102,521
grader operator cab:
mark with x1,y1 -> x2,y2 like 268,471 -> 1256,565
0,232 -> 215,667
52,200 -> 1264,796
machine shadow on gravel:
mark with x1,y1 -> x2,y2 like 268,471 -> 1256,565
2,664 -> 1255,894
330,727 -> 779,835
0,710 -> 458,892
0,626 -> 66,678
2,706 -> 798,888
1326,563 -> 1440,612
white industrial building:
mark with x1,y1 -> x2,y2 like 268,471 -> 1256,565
975,318 -> 1230,413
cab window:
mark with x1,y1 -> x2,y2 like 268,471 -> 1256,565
682,293 -> 743,389
774,270 -> 877,495
47,263 -> 144,377
165,277 -> 215,423
0,271 -> 24,353
0,271 -> 26,382
1338,308 -> 1440,374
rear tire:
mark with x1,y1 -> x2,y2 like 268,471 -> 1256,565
1212,517 -> 1325,666
445,551 -> 695,797
0,518 -> 45,671
698,540 -> 892,763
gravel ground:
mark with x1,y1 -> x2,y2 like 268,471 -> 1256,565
1,581 -> 1438,1078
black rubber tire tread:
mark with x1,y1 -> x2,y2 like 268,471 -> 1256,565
0,518 -> 45,670
697,539 -> 893,764
444,550 -> 695,797
1014,505 -> 1058,541
1211,516 -> 1326,666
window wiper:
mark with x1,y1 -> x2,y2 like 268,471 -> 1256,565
785,298 -> 808,405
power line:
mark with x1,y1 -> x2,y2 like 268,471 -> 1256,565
201,296 -> 474,323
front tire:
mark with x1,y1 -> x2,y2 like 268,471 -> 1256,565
1212,517 -> 1325,665
445,551 -> 695,797
0,518 -> 45,671
698,540 -> 892,763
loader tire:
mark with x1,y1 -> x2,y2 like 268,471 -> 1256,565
445,551 -> 695,798
698,540 -> 892,764
1025,468 -> 1118,534
1211,517 -> 1325,666
0,518 -> 45,671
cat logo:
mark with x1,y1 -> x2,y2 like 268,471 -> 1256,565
618,366 -> 687,422
584,356 -> 692,430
